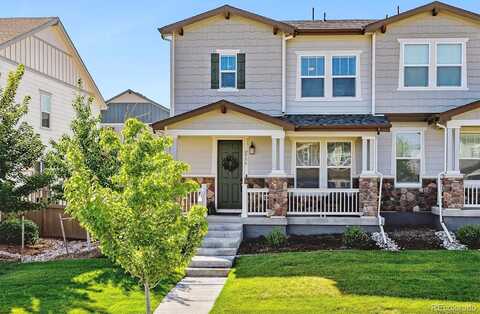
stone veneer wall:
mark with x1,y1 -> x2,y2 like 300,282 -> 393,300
359,177 -> 379,216
186,177 -> 215,211
381,178 -> 437,212
265,177 -> 289,216
442,176 -> 464,209
245,177 -> 294,189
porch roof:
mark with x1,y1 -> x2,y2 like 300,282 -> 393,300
280,114 -> 391,131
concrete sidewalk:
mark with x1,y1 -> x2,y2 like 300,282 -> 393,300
154,277 -> 227,314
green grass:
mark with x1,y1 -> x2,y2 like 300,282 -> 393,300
0,258 -> 179,314
212,251 -> 480,314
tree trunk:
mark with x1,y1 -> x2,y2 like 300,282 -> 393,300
144,281 -> 151,314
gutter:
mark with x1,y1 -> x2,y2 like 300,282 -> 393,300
436,123 -> 454,242
281,33 -> 293,114
162,33 -> 175,117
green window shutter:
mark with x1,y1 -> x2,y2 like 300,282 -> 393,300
237,53 -> 246,89
211,53 -> 219,89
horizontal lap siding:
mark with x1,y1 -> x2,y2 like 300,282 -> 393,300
286,35 -> 371,114
174,15 -> 282,116
376,12 -> 480,114
0,60 -> 100,146
377,122 -> 444,178
178,136 -> 213,175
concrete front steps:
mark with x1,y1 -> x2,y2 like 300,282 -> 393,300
186,215 -> 242,277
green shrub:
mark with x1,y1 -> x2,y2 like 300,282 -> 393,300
0,218 -> 39,245
265,228 -> 287,247
457,225 -> 480,249
343,226 -> 370,249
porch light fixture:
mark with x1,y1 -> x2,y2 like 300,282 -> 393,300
249,142 -> 256,155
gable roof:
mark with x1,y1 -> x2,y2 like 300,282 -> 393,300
159,2 -> 480,37
106,89 -> 169,113
0,17 -> 57,48
437,100 -> 480,123
151,99 -> 295,130
158,5 -> 296,36
0,17 -> 106,108
365,1 -> 480,32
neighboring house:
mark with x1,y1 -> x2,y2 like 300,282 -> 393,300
0,17 -> 106,145
101,89 -> 169,132
153,1 -> 480,237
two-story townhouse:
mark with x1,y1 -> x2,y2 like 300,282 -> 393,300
0,17 -> 106,146
153,2 -> 480,238
101,89 -> 169,132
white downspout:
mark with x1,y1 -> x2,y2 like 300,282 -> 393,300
371,32 -> 376,115
282,33 -> 293,114
164,32 -> 175,117
436,123 -> 453,242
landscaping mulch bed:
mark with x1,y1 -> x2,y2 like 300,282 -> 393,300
387,227 -> 443,250
0,238 -> 57,256
239,234 -> 377,254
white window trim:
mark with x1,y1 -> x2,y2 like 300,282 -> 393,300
40,90 -> 52,130
398,38 -> 468,91
216,49 -> 239,92
459,132 -> 480,183
293,139 -> 354,188
392,128 -> 425,188
295,51 -> 362,101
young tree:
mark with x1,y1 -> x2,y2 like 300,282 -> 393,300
64,119 -> 208,314
45,82 -> 119,199
0,65 -> 51,214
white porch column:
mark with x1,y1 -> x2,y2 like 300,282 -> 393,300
361,136 -> 377,174
446,127 -> 461,174
171,135 -> 178,159
271,136 -> 278,172
270,135 -> 285,175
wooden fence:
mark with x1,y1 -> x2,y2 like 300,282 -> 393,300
24,206 -> 87,240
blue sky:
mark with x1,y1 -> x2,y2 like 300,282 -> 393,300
3,0 -> 479,107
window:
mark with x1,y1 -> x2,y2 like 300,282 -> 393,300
437,43 -> 462,87
394,131 -> 422,186
327,142 -> 352,188
300,56 -> 325,97
296,142 -> 320,188
399,38 -> 467,90
404,44 -> 429,87
332,56 -> 356,97
220,54 -> 236,89
460,133 -> 480,180
297,52 -> 360,100
40,92 -> 51,128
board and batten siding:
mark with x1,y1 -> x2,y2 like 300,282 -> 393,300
285,35 -> 372,114
0,33 -> 82,88
375,12 -> 480,114
377,122 -> 444,178
174,15 -> 282,116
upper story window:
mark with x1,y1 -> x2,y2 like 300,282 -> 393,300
297,51 -> 361,101
220,55 -> 236,89
393,129 -> 424,187
211,50 -> 245,91
399,38 -> 468,90
40,91 -> 51,129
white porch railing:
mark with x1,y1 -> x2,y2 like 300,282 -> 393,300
244,187 -> 269,216
287,188 -> 361,215
464,181 -> 480,207
181,184 -> 208,212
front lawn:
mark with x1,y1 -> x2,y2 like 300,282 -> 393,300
212,251 -> 480,314
0,258 -> 179,314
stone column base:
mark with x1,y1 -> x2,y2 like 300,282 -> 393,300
442,174 -> 464,209
359,176 -> 379,216
266,177 -> 288,217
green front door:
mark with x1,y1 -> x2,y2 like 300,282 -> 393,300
218,140 -> 243,209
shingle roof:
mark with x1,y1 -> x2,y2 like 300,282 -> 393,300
280,114 -> 391,131
284,19 -> 377,31
0,17 -> 56,46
